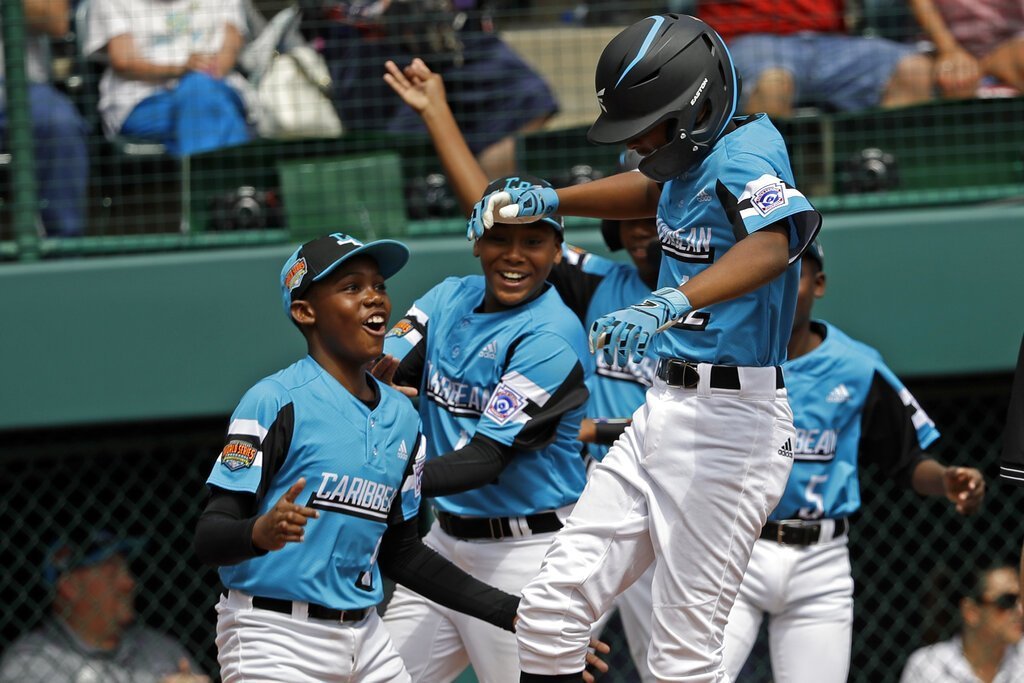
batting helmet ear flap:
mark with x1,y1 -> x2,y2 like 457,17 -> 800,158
600,219 -> 623,251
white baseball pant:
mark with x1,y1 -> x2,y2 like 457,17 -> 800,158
723,535 -> 854,683
216,589 -> 410,682
383,519 -> 564,683
615,564 -> 658,682
517,366 -> 795,682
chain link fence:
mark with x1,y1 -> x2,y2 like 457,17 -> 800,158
0,373 -> 1018,681
2,1 -> 1024,258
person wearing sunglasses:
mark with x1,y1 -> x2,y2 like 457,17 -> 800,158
901,565 -> 1022,682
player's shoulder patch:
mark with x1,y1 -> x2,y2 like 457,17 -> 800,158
387,319 -> 414,338
484,384 -> 529,426
220,437 -> 260,471
751,181 -> 788,217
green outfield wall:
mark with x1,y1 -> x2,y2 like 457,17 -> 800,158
2,202 -> 1022,431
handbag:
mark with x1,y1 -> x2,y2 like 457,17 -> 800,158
241,5 -> 343,140
256,45 -> 343,140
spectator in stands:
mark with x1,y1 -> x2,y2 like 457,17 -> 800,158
85,0 -> 252,157
0,530 -> 209,683
0,0 -> 89,237
909,0 -> 1024,97
301,0 -> 557,178
900,565 -> 1022,682
698,0 -> 935,118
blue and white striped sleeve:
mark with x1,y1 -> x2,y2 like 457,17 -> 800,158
717,153 -> 821,263
206,380 -> 293,497
476,332 -> 589,450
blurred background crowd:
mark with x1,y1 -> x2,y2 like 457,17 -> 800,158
1,1 -> 1024,681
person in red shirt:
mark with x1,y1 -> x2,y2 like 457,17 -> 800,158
699,0 -> 935,118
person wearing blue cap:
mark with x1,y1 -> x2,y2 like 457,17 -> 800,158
369,178 -> 603,683
193,233 -> 533,682
0,530 -> 208,682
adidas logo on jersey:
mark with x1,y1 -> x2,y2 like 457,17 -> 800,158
478,340 -> 498,360
777,438 -> 794,459
826,384 -> 851,403
397,440 -> 409,461
696,188 -> 712,202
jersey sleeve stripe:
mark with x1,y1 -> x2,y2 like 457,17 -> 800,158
402,329 -> 424,348
737,188 -> 809,221
227,418 -> 269,442
501,370 -> 553,406
408,305 -> 429,325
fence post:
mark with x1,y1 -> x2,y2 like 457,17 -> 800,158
2,0 -> 41,261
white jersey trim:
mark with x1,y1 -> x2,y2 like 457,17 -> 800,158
502,371 -> 552,406
228,418 -> 269,442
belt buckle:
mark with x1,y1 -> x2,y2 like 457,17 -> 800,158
488,518 -> 504,540
665,359 -> 700,388
682,362 -> 700,389
776,520 -> 802,545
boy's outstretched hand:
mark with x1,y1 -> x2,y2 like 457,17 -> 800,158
252,478 -> 319,551
383,58 -> 447,115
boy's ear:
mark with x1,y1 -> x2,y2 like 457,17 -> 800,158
290,299 -> 315,326
472,239 -> 481,258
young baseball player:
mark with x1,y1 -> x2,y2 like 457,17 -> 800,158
375,180 -> 596,683
384,57 -> 660,680
467,14 -> 822,681
193,233 -> 526,683
721,241 -> 986,682
543,240 -> 989,683
383,57 -> 658,456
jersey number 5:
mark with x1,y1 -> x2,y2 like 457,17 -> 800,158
798,474 -> 829,520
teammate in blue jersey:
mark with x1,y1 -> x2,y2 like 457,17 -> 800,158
384,58 -> 660,679
721,240 -> 986,683
467,15 -> 823,682
193,233 -> 527,683
372,175 -> 598,683
384,58 -> 658,459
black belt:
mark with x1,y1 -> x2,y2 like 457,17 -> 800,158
655,358 -> 784,390
760,518 -> 850,546
223,590 -> 368,622
436,509 -> 563,540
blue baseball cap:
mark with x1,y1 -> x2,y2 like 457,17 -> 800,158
805,239 -> 825,268
281,232 -> 410,319
483,174 -> 564,236
43,530 -> 145,585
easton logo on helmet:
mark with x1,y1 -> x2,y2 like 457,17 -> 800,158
690,77 -> 709,106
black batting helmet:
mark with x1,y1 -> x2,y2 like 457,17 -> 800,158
601,149 -> 643,251
588,14 -> 740,183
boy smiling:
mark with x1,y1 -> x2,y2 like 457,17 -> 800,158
195,232 -> 525,683
378,177 -> 596,682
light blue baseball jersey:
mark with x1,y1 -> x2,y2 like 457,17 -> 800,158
205,355 -> 425,610
772,321 -> 940,520
654,114 -> 821,366
385,276 -> 592,517
549,246 -> 656,461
